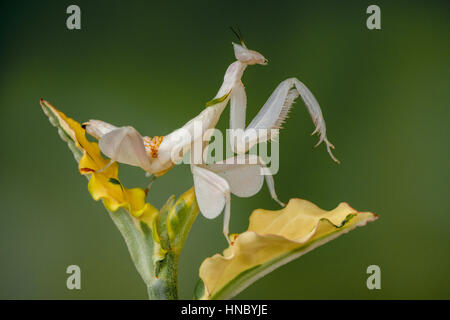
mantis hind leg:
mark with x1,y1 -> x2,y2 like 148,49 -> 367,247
191,164 -> 232,244
144,174 -> 156,197
263,172 -> 285,207
202,155 -> 285,207
222,192 -> 231,244
97,159 -> 115,173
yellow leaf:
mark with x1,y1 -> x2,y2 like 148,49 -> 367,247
197,198 -> 378,300
41,99 -> 158,219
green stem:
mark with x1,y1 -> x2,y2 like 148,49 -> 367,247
108,208 -> 155,286
147,252 -> 179,300
107,188 -> 198,300
109,207 -> 182,300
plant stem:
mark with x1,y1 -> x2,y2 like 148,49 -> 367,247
147,252 -> 179,300
109,188 -> 198,300
108,208 -> 155,285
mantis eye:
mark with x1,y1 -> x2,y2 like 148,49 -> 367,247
232,42 -> 267,66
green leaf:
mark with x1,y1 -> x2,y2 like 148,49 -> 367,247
157,195 -> 176,251
109,208 -> 156,285
167,187 -> 199,255
193,278 -> 206,300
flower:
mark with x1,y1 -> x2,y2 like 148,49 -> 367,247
40,99 -> 158,219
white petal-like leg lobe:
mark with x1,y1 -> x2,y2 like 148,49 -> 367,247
201,155 -> 264,198
192,165 -> 232,242
99,126 -> 152,171
191,165 -> 230,220
192,156 -> 283,242
230,81 -> 247,130
201,155 -> 285,206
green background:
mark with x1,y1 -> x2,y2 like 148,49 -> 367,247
1,0 -> 449,299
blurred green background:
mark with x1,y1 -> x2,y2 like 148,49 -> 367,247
1,0 -> 449,299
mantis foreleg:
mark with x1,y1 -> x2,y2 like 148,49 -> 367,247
229,78 -> 339,163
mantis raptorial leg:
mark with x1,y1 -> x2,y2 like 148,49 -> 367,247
229,77 -> 339,163
83,42 -> 268,178
229,81 -> 247,130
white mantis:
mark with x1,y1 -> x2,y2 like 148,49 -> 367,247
83,40 -> 338,243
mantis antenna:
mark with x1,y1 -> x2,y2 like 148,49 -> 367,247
230,26 -> 245,46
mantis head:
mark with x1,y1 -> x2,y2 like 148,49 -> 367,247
232,42 -> 267,66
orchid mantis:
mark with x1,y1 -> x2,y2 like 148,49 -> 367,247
83,40 -> 338,243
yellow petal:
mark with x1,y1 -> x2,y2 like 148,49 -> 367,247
198,199 -> 378,300
41,99 -> 157,219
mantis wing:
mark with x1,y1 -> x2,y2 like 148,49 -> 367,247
99,126 -> 151,171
